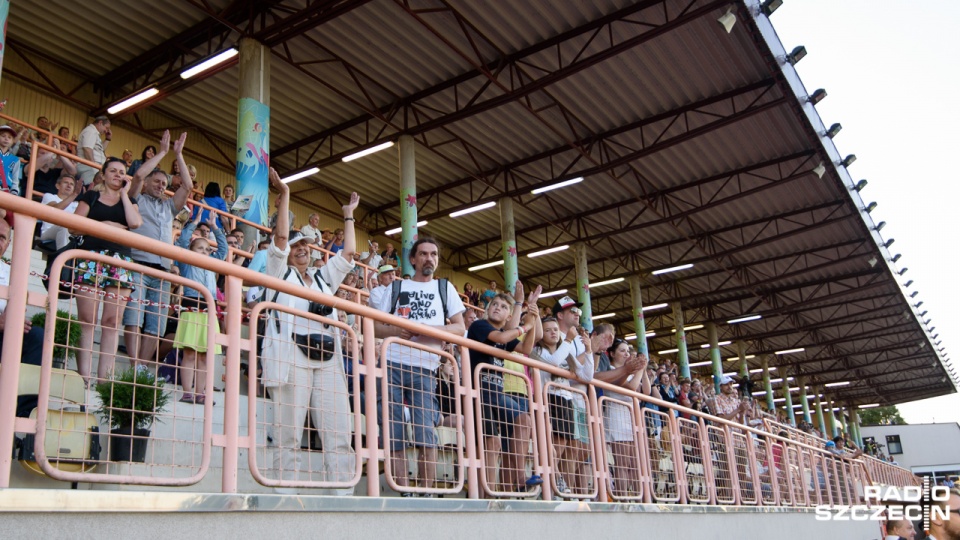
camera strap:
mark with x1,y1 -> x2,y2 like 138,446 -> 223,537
270,266 -> 334,333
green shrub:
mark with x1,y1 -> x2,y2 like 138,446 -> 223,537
30,310 -> 82,362
94,367 -> 171,430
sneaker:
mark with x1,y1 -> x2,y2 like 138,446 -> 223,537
401,492 -> 418,498
525,474 -> 544,487
556,474 -> 570,493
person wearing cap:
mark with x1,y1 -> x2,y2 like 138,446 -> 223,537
367,263 -> 396,308
300,212 -> 323,261
710,374 -> 747,422
75,116 -> 111,186
260,167 -> 359,495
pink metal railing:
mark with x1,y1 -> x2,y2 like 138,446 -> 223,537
0,156 -> 918,503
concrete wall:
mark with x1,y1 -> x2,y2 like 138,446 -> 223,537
0,492 -> 882,540
860,423 -> 960,472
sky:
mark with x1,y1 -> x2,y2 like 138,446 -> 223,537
772,0 -> 960,424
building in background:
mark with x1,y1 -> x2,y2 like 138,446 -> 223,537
860,423 -> 960,483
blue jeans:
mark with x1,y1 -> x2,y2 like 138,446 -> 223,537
121,272 -> 170,336
383,362 -> 439,451
479,380 -> 523,438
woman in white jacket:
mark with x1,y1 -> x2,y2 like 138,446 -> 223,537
260,168 -> 359,494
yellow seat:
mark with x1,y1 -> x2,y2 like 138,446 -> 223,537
15,364 -> 100,476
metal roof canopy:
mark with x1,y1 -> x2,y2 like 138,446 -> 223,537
5,0 -> 954,408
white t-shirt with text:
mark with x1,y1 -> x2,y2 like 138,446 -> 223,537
375,278 -> 465,370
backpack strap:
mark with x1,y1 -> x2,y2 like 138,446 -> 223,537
390,280 -> 403,314
271,267 -> 302,332
438,278 -> 449,320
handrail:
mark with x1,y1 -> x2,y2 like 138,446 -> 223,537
0,184 -> 901,501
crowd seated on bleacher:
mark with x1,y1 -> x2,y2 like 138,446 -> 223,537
0,110 -> 887,502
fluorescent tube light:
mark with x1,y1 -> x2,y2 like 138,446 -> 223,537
824,381 -> 851,387
468,260 -> 505,272
688,361 -> 713,367
642,303 -> 669,311
180,48 -> 239,79
701,340 -> 732,348
531,177 -> 583,195
540,289 -> 568,298
384,221 -> 427,235
658,348 -> 679,354
590,277 -> 625,288
727,314 -> 762,324
859,403 -> 880,408
107,88 -> 160,114
592,313 -> 616,320
281,167 -> 320,184
342,141 -> 395,162
727,355 -> 756,361
774,348 -> 805,355
450,201 -> 496,218
527,245 -> 569,258
651,263 -> 694,276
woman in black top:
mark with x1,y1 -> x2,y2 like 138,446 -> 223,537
72,156 -> 142,385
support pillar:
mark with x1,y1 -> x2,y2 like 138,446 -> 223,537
797,375 -> 812,424
737,341 -> 749,379
236,38 -> 271,238
672,303 -> 689,379
706,323 -> 722,394
761,355 -> 775,412
499,198 -> 518,294
398,134 -> 418,277
852,408 -> 862,447
827,399 -> 838,438
628,276 -> 648,358
813,388 -> 827,438
573,243 -> 593,332
0,1 -> 9,83
783,385 -> 796,426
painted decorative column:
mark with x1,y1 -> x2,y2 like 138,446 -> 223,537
628,275 -> 648,358
783,385 -> 796,426
827,399 -> 838,438
706,322 -> 722,394
852,408 -> 862,447
761,355 -> 775,412
0,1 -> 9,82
236,38 -> 270,235
398,134 -> 419,277
813,388 -> 827,438
499,198 -> 518,295
737,341 -> 749,379
573,243 -> 593,333
672,303 -> 689,379
797,374 -> 812,423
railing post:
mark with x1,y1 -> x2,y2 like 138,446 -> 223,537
361,317 -> 380,496
531,369 -> 553,500
0,212 -> 36,487
460,348 -> 480,499
587,385 -> 608,502
220,276 -> 244,493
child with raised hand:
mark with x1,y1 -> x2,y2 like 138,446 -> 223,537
173,210 -> 227,404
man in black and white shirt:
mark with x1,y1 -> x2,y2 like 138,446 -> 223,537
374,237 -> 465,495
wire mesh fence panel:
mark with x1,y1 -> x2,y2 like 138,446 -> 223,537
826,456 -> 845,506
705,425 -> 735,504
247,302 -> 362,492
786,446 -> 809,507
29,253 -> 214,485
471,363 -> 541,499
598,396 -> 643,502
641,407 -> 680,503
731,430 -> 758,505
542,382 -> 594,500
755,437 -> 777,505
377,337 -> 464,497
677,416 -> 709,504
771,440 -> 793,506
811,453 -> 832,506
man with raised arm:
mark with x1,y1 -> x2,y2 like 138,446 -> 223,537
122,131 -> 193,369
374,237 -> 465,496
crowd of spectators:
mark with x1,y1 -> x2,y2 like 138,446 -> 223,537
1,110 -> 897,502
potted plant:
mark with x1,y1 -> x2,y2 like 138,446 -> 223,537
31,310 -> 82,369
94,367 -> 170,462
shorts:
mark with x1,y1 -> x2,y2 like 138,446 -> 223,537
548,393 -> 575,439
75,250 -> 136,289
383,362 -> 439,451
121,271 -> 171,336
479,381 -> 523,438
604,400 -> 635,443
572,400 -> 590,444
173,311 -> 221,354
75,164 -> 98,186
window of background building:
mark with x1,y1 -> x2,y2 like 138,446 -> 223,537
886,434 -> 903,454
